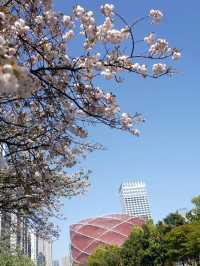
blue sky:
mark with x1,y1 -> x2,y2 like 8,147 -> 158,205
53,0 -> 200,261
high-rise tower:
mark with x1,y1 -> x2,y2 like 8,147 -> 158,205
119,181 -> 151,219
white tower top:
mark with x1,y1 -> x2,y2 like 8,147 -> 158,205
119,180 -> 151,219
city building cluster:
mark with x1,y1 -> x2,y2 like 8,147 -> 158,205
0,180 -> 151,266
0,213 -> 52,265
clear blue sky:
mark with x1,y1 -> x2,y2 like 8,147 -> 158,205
53,0 -> 200,261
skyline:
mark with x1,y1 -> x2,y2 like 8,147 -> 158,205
52,0 -> 200,262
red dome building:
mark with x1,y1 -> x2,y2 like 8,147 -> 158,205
70,214 -> 145,265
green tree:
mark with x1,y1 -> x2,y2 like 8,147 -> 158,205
156,211 -> 187,235
187,195 -> 200,222
186,223 -> 200,265
165,224 -> 189,265
142,223 -> 169,266
88,245 -> 122,266
121,222 -> 170,266
163,212 -> 186,228
165,223 -> 200,266
120,226 -> 144,266
0,250 -> 35,266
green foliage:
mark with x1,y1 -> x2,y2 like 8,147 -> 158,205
0,250 -> 36,266
120,226 -> 144,266
165,223 -> 200,265
120,222 -> 169,266
87,195 -> 200,266
187,195 -> 200,222
163,212 -> 186,228
156,211 -> 186,236
88,245 -> 122,266
165,224 -> 191,265
186,223 -> 200,264
141,223 -> 168,266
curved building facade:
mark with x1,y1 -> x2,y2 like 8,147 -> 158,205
70,214 -> 145,265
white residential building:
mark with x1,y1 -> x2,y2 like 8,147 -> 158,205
53,260 -> 60,266
119,181 -> 151,219
0,213 -> 31,253
0,213 -> 52,266
61,256 -> 71,266
37,236 -> 53,266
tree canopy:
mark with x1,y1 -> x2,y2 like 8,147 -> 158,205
0,249 -> 36,266
0,0 -> 180,237
187,195 -> 200,223
88,245 -> 122,266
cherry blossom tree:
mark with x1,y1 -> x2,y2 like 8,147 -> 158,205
0,0 -> 180,238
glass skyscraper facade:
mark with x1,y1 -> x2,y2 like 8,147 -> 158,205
119,181 -> 151,219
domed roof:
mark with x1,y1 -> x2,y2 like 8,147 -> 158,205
70,214 -> 145,265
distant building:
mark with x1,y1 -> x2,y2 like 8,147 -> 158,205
0,147 -> 53,264
0,213 -> 52,266
70,214 -> 145,265
53,260 -> 60,266
33,235 -> 53,266
0,213 -> 31,254
61,256 -> 71,266
119,181 -> 151,219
